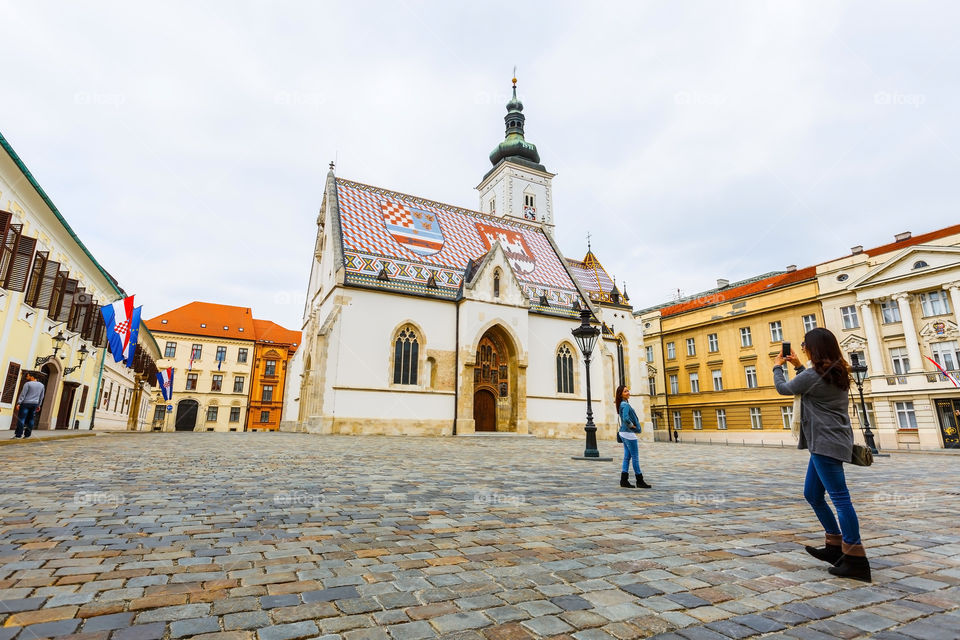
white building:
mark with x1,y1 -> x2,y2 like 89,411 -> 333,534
818,226 -> 960,449
283,81 -> 648,440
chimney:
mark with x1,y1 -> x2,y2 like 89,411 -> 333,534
851,245 -> 863,255
717,278 -> 730,289
895,231 -> 912,242
786,265 -> 797,272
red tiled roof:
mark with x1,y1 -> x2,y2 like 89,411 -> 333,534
660,266 -> 818,317
863,224 -> 960,258
252,319 -> 301,352
145,302 -> 255,340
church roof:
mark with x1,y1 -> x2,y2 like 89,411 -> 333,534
334,178 -> 585,316
566,251 -> 626,307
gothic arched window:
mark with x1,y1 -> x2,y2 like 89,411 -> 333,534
494,270 -> 501,298
556,344 -> 575,394
393,326 -> 419,385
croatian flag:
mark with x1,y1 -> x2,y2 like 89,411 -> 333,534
101,296 -> 136,363
156,367 -> 174,401
124,306 -> 142,368
926,356 -> 960,388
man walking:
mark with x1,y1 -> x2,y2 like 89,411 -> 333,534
14,373 -> 45,439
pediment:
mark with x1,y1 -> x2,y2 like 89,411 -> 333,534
850,245 -> 960,290
840,334 -> 868,350
919,319 -> 959,341
462,241 -> 529,307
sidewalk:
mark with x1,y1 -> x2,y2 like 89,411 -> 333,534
0,429 -> 98,446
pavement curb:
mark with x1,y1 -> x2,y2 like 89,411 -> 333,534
0,433 -> 98,447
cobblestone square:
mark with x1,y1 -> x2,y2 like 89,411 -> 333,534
1,433 -> 958,639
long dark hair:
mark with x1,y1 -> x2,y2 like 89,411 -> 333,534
804,327 -> 851,391
615,384 -> 628,413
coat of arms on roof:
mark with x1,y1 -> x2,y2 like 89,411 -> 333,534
380,200 -> 445,256
475,222 -> 535,274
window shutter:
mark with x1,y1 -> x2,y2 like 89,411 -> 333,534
93,310 -> 107,347
1,362 -> 21,404
57,278 -> 78,322
82,299 -> 97,339
0,220 -> 19,287
79,385 -> 89,412
4,228 -> 36,292
68,287 -> 86,332
0,210 -> 10,240
35,258 -> 60,310
49,270 -> 67,318
25,251 -> 48,306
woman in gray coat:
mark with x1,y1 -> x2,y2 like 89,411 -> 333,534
774,327 -> 870,582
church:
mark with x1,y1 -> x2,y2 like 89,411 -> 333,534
281,80 -> 649,440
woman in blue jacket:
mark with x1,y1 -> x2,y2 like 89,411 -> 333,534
616,385 -> 651,488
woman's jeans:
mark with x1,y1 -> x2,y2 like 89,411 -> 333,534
804,453 -> 861,545
621,437 -> 642,474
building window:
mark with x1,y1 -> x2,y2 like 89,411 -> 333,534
781,405 -> 794,430
216,346 -> 227,366
489,199 -> 495,213
686,338 -> 696,356
750,407 -> 763,429
895,401 -> 918,429
234,376 -> 244,393
186,373 -> 198,390
556,344 -> 575,394
1,362 -> 21,404
666,342 -> 676,359
802,314 -> 818,333
689,372 -> 699,393
260,410 -> 270,423
262,385 -> 274,402
848,351 -> 866,369
890,347 -> 910,375
707,333 -> 719,352
493,270 -> 500,298
740,327 -> 752,347
769,321 -> 783,343
932,340 -> 960,371
191,344 -> 202,361
669,374 -> 678,395
524,193 -> 535,208
745,365 -> 758,389
211,375 -> 223,392
920,291 -> 950,316
164,342 -> 177,358
648,377 -> 656,396
229,407 -> 241,422
716,409 -> 727,430
238,348 -> 248,363
206,406 -> 218,422
880,300 -> 901,324
673,411 -> 682,430
841,305 -> 859,329
711,369 -> 723,391
852,402 -> 875,429
264,360 -> 277,377
646,346 -> 654,362
393,326 -> 420,385
153,405 -> 166,423
693,410 -> 702,430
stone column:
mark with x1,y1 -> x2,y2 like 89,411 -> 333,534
944,282 -> 960,333
858,300 -> 886,376
893,292 -> 924,373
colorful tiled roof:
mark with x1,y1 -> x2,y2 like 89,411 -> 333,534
863,224 -> 960,258
566,251 -> 624,305
145,302 -> 256,340
252,319 -> 301,352
659,266 -> 818,317
335,178 -> 584,315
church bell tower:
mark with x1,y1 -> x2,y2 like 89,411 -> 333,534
476,76 -> 556,230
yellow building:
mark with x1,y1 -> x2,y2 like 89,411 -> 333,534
1,130 -> 130,432
639,267 -> 822,445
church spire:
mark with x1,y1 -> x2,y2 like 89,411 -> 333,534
488,75 -> 545,171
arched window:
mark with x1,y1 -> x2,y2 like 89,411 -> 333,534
556,344 -> 575,394
393,326 -> 419,385
494,270 -> 501,298
913,260 -> 929,269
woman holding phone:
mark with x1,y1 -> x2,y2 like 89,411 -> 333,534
773,328 -> 869,582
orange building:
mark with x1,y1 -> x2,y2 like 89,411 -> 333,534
247,320 -> 301,431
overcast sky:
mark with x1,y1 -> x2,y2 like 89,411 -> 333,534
2,1 -> 957,329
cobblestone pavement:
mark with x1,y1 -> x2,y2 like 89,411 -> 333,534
1,433 -> 958,640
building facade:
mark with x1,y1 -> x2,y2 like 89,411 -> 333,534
283,81 -> 649,441
1,130 -> 129,432
247,320 -> 300,431
639,268 -> 821,445
817,226 -> 960,450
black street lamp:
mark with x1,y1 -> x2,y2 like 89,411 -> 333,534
64,344 -> 90,375
35,330 -> 68,367
850,353 -> 880,454
571,307 -> 604,459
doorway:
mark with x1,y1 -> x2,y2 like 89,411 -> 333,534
175,399 -> 199,432
473,389 -> 497,432
935,399 -> 960,448
55,382 -> 79,429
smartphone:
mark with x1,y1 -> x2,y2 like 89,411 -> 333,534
782,342 -> 791,357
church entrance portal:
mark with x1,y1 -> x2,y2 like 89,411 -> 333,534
468,327 -> 521,432
473,389 -> 496,431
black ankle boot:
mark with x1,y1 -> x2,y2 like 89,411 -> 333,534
829,554 -> 871,582
805,544 -> 843,565
620,472 -> 634,488
635,474 -> 651,489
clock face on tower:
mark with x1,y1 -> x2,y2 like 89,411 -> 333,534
523,205 -> 537,221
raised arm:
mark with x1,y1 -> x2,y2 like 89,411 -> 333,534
773,365 -> 817,396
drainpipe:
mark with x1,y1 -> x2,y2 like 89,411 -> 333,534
88,347 -> 106,430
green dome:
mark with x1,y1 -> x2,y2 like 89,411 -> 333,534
489,82 -> 543,168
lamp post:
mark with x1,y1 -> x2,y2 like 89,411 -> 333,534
571,308 -> 607,459
35,330 -> 67,367
64,344 -> 89,375
850,353 -> 879,454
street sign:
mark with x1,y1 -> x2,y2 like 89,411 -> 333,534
166,405 -> 173,412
